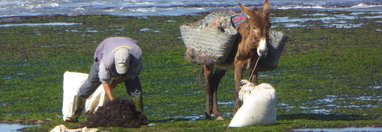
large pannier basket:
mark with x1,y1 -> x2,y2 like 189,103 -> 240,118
180,25 -> 238,65
180,11 -> 239,65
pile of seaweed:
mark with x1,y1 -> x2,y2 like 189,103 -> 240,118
83,98 -> 147,128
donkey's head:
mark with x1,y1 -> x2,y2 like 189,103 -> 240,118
239,0 -> 271,57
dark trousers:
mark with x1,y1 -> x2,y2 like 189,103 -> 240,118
78,62 -> 142,98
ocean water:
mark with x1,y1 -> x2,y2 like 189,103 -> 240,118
0,0 -> 381,17
0,0 -> 381,29
0,124 -> 37,132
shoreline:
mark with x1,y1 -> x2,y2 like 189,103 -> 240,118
1,9 -> 381,30
1,0 -> 381,18
1,8 -> 382,18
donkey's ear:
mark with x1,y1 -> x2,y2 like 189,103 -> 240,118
239,3 -> 253,18
262,0 -> 270,17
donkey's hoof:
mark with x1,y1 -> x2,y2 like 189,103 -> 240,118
215,116 -> 224,120
204,112 -> 213,120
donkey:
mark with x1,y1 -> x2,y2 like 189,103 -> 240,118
202,0 -> 271,120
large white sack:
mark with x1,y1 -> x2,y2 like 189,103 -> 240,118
62,71 -> 109,121
229,80 -> 276,127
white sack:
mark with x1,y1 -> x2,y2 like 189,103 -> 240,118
50,124 -> 98,132
62,71 -> 109,121
229,80 -> 276,127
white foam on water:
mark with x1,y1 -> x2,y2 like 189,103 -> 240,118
139,28 -> 160,33
351,3 -> 382,9
371,85 -> 382,89
342,104 -> 377,109
0,22 -> 80,28
272,11 -> 381,29
170,114 -> 204,121
302,13 -> 328,17
355,96 -> 382,101
277,5 -> 325,10
283,23 -> 305,28
310,109 -> 332,115
278,102 -> 294,111
217,101 -> 234,105
296,94 -> 382,115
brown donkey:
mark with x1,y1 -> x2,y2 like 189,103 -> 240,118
203,0 -> 271,120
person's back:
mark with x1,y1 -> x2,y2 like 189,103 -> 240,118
65,37 -> 144,122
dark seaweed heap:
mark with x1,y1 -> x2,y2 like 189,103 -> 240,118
84,98 -> 148,128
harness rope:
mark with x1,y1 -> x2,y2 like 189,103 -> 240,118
249,57 -> 261,82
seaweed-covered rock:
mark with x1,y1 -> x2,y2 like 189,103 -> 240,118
83,98 -> 147,128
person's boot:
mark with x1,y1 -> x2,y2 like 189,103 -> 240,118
65,95 -> 86,122
132,95 -> 144,113
132,95 -> 148,125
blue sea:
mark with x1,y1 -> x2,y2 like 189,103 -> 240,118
0,0 -> 381,17
0,0 -> 381,29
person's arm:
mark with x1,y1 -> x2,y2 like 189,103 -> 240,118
99,61 -> 114,100
103,82 -> 114,100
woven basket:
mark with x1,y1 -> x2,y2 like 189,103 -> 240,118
180,25 -> 238,65
180,11 -> 239,65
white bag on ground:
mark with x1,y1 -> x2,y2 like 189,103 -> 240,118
50,124 -> 98,132
229,80 -> 276,127
62,71 -> 109,121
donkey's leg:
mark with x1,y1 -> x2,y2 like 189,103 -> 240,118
211,69 -> 226,120
233,60 -> 245,115
203,65 -> 214,120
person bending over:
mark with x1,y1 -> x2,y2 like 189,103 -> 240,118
65,37 -> 143,122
